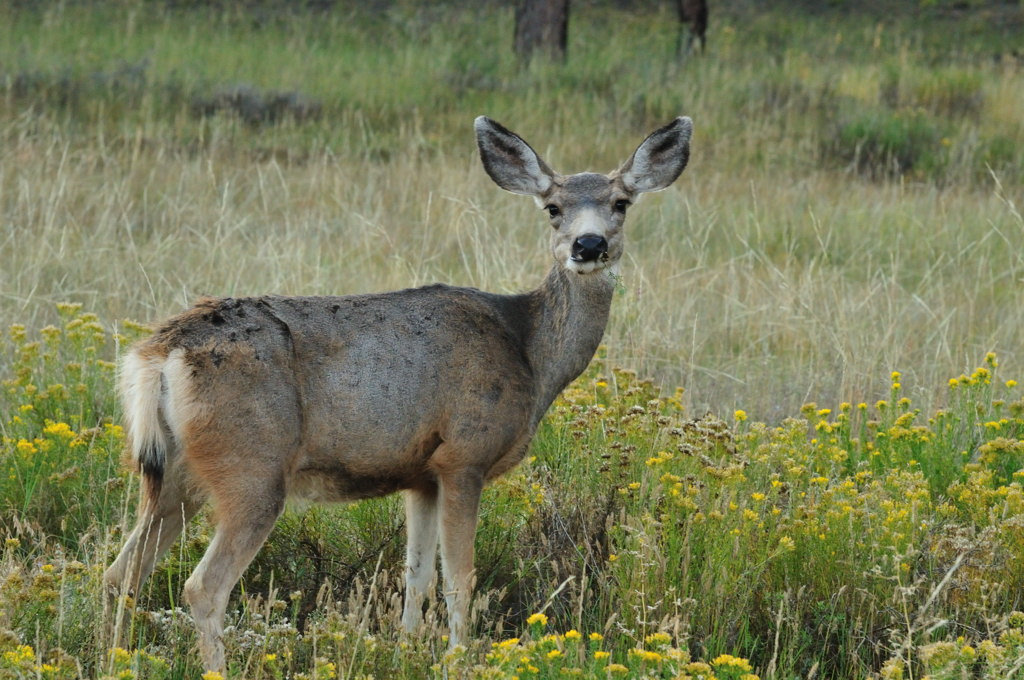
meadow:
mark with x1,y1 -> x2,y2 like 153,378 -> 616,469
2,1 -> 1024,678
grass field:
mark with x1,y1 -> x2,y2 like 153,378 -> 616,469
2,1 -> 1024,678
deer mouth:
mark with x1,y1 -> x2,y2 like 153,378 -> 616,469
566,251 -> 612,274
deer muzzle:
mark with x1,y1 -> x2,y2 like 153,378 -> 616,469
570,235 -> 609,263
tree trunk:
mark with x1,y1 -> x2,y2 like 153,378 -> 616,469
514,0 -> 570,62
674,0 -> 708,57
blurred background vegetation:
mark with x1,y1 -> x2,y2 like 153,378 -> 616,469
1,0 -> 1022,420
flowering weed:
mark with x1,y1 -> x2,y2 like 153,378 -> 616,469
4,310 -> 1024,678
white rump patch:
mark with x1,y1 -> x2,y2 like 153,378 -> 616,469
162,349 -> 201,447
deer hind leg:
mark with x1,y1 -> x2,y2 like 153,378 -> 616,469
437,470 -> 483,647
105,460 -> 201,600
401,483 -> 439,632
183,473 -> 285,672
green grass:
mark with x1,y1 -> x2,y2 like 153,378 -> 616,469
2,2 -> 1024,678
4,306 -> 1024,679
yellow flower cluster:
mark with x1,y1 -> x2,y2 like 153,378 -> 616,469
712,653 -> 755,674
525,612 -> 548,627
478,621 -> 742,679
2,645 -> 36,665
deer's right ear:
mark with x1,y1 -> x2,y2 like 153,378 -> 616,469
475,116 -> 556,197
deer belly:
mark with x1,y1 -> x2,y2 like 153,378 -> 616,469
288,432 -> 442,503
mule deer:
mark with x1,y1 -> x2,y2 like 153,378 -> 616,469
104,115 -> 693,671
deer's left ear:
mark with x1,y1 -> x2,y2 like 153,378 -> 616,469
475,116 -> 559,197
617,117 -> 692,193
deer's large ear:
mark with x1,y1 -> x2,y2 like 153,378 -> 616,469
475,116 -> 557,197
617,117 -> 692,194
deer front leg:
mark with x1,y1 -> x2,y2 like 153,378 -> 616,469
437,470 -> 483,647
402,484 -> 439,632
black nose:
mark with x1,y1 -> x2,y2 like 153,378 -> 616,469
571,235 -> 608,262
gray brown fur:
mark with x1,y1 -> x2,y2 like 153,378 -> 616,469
104,116 -> 693,671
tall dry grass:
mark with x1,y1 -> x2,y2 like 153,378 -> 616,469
1,4 -> 1022,418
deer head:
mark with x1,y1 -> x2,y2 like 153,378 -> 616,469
475,116 -> 692,275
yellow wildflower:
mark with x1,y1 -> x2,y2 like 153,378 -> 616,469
630,648 -> 663,663
2,645 -> 35,664
43,421 -> 75,439
526,612 -> 548,627
645,632 -> 672,646
712,653 -> 753,672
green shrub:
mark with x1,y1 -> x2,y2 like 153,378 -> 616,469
881,65 -> 985,119
0,304 -> 147,543
828,108 -> 947,179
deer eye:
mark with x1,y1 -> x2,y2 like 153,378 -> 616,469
613,199 -> 630,214
545,204 -> 561,218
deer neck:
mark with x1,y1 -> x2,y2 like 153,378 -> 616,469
525,265 -> 616,425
